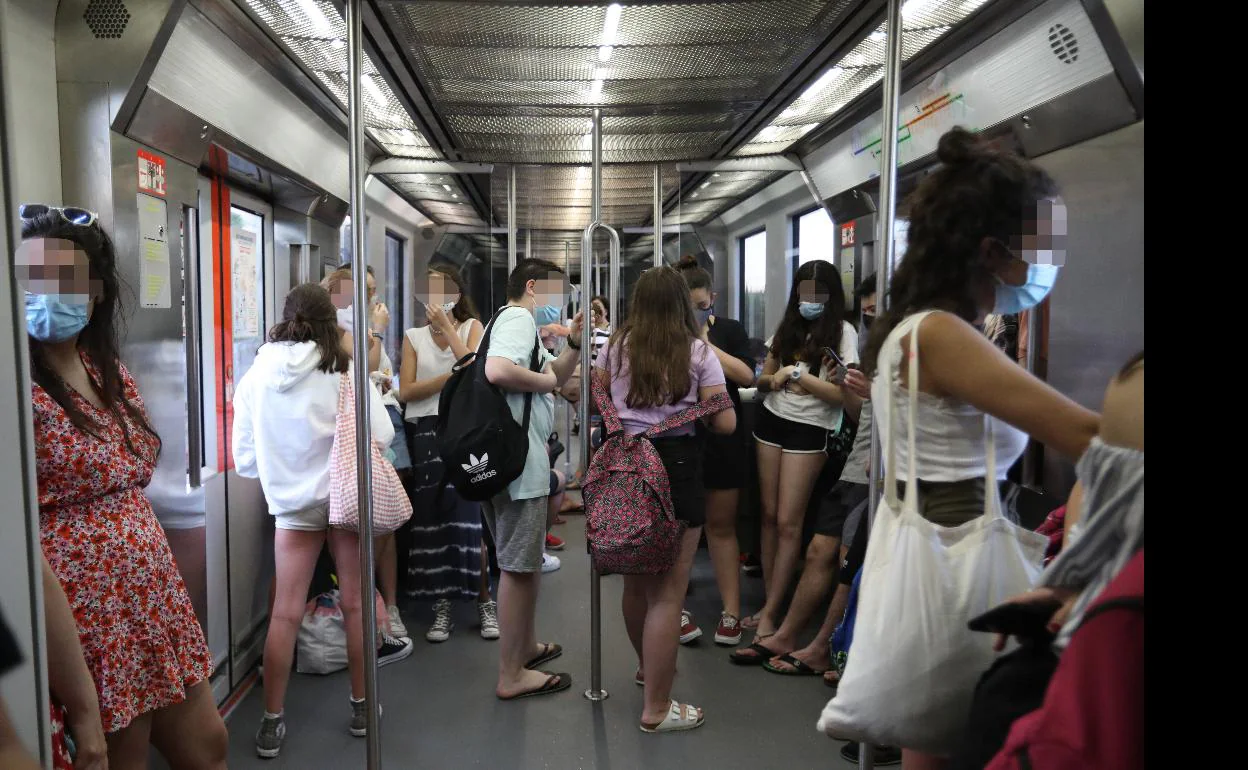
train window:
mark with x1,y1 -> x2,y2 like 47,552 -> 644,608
793,207 -> 835,269
383,232 -> 405,365
229,205 -> 265,387
739,229 -> 767,340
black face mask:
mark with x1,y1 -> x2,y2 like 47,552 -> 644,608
861,314 -> 874,331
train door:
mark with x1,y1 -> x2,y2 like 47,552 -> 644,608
197,175 -> 277,697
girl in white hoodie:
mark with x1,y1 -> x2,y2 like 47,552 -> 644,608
232,283 -> 395,758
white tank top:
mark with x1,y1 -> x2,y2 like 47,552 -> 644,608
871,310 -> 1028,482
403,321 -> 475,421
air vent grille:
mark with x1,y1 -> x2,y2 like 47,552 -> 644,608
84,0 -> 130,39
1049,23 -> 1078,64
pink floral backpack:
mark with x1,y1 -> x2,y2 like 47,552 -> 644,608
583,376 -> 731,575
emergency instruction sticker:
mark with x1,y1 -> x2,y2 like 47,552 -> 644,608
138,149 -> 167,197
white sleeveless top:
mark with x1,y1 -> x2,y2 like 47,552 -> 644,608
871,310 -> 1028,482
403,321 -> 475,421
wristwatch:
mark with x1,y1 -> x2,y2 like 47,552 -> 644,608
789,367 -> 802,382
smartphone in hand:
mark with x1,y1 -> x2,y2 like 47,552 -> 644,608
968,600 -> 1061,640
821,346 -> 848,384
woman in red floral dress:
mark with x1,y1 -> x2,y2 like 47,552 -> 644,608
18,208 -> 228,769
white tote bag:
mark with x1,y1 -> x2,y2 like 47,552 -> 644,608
817,311 -> 1047,756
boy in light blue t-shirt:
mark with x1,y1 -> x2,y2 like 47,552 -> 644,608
482,258 -> 583,702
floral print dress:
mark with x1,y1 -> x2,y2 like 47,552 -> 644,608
34,357 -> 213,733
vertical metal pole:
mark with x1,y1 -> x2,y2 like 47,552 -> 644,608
863,2 -> 903,767
507,166 -> 518,271
346,1 -> 380,767
653,163 -> 663,267
584,107 -> 608,703
525,228 -> 532,262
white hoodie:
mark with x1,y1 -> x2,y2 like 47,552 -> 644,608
232,341 -> 395,516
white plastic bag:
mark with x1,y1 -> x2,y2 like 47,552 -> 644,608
297,591 -> 349,675
818,312 -> 1046,755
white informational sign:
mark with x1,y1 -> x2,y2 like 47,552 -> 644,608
137,193 -> 171,309
232,227 -> 260,338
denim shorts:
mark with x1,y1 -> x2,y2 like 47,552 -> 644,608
386,405 -> 411,471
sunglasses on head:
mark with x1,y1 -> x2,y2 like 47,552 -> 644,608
19,204 -> 99,228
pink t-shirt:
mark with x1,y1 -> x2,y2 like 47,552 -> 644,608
595,339 -> 726,437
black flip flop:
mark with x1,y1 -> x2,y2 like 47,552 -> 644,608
763,653 -> 826,676
497,672 -> 572,701
524,642 -> 563,670
729,641 -> 778,666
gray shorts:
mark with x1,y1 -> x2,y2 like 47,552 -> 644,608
481,492 -> 548,573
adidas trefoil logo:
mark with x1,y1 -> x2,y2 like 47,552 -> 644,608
462,453 -> 490,473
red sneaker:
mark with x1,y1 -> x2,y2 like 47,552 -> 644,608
679,609 -> 702,644
545,533 -> 566,551
713,612 -> 743,646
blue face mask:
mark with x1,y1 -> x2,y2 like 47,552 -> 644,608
798,301 -> 825,321
993,263 -> 1059,315
534,304 -> 562,326
25,292 -> 90,343
694,306 -> 713,328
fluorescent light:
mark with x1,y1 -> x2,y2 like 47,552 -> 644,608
598,45 -> 614,62
362,74 -> 386,105
330,38 -> 345,50
442,184 -> 453,192
713,172 -> 721,177
699,181 -> 711,189
869,30 -> 886,42
589,78 -> 604,97
801,66 -> 844,100
295,0 -> 332,35
602,4 -> 622,45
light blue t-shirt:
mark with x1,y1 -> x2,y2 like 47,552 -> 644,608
486,305 -> 557,501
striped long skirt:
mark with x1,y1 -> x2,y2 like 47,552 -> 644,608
403,415 -> 486,602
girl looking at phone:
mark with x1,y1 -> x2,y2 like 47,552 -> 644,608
742,260 -> 860,641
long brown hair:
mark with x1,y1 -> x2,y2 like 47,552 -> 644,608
611,266 -> 701,408
268,284 -> 350,373
428,262 -> 479,323
863,127 -> 1059,374
22,214 -> 161,458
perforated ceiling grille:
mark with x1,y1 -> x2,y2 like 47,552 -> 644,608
84,0 -> 130,39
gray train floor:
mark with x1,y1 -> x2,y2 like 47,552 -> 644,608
221,517 -> 861,769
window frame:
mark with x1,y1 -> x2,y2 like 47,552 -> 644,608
737,227 -> 767,339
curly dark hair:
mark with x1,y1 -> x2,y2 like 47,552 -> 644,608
863,127 -> 1060,374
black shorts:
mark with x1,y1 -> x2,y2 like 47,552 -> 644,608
549,471 -> 561,497
815,480 -> 868,538
753,406 -> 829,454
703,433 -> 748,490
652,437 -> 706,528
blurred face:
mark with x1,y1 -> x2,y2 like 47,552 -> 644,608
529,272 -> 566,308
16,237 -> 100,310
860,292 -> 877,318
419,271 -> 460,308
329,275 -> 376,309
797,279 -> 829,304
592,298 -> 607,326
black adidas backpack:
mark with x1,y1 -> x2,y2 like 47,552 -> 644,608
436,306 -> 541,501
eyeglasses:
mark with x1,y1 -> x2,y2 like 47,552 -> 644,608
19,204 -> 99,228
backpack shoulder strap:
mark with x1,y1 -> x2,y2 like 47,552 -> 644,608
642,390 -> 733,439
519,337 -> 541,433
591,370 -> 624,435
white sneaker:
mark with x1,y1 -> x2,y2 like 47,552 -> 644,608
478,599 -> 500,640
426,598 -> 453,643
542,553 -> 562,573
386,605 -> 408,639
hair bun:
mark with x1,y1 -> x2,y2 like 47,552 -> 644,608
936,126 -> 985,167
676,254 -> 699,270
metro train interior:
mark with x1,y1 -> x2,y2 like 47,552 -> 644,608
0,0 -> 1142,768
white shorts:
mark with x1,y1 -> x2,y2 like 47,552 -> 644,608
274,502 -> 330,532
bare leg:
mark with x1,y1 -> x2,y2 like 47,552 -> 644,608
758,534 -> 840,660
639,527 -> 702,725
754,441 -> 782,625
703,488 -> 741,619
150,680 -> 229,769
756,451 -> 826,637
327,529 -> 368,701
264,529 -> 327,713
163,526 -> 208,632
494,569 -> 553,698
376,533 -> 398,609
105,712 -> 153,770
621,575 -> 647,663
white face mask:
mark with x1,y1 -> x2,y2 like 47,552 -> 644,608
336,306 -> 354,334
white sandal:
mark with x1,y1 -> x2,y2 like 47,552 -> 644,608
639,700 -> 704,733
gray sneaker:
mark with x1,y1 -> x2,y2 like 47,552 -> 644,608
255,714 -> 285,759
350,699 -> 382,737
